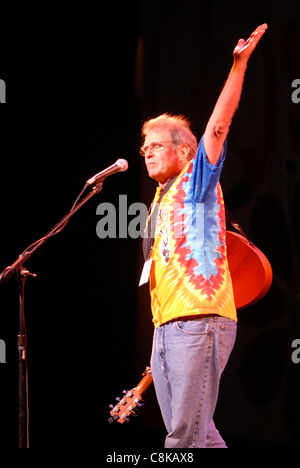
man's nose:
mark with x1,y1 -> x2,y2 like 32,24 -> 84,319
145,148 -> 154,158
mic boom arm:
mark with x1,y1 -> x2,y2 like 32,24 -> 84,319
0,159 -> 128,283
0,183 -> 103,283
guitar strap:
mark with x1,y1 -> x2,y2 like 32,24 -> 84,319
225,206 -> 254,246
142,175 -> 178,261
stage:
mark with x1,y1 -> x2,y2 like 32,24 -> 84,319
0,0 -> 299,448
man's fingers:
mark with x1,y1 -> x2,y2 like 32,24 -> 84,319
249,23 -> 268,41
234,24 -> 268,57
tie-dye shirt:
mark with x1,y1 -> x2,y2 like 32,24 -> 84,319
149,136 -> 236,327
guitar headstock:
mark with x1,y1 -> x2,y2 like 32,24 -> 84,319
108,367 -> 153,424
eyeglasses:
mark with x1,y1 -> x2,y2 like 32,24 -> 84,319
139,141 -> 171,157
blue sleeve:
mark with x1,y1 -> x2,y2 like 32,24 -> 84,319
188,135 -> 227,202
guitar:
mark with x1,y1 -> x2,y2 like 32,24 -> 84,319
226,230 -> 273,309
108,367 -> 153,424
108,233 -> 272,424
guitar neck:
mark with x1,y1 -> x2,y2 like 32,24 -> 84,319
135,367 -> 153,394
108,366 -> 153,424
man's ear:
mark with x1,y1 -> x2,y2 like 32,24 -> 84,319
177,144 -> 190,163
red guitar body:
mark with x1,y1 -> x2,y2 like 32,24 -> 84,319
226,230 -> 273,309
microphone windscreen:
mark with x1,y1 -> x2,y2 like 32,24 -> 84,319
116,159 -> 129,172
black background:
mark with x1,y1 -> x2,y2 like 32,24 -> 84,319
0,0 -> 300,448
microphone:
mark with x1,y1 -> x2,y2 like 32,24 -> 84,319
86,159 -> 128,186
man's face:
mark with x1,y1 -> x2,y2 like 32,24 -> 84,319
142,129 -> 184,186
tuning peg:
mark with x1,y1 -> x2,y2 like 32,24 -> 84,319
133,397 -> 143,405
115,397 -> 121,401
109,404 -> 120,413
120,412 -> 129,421
121,390 -> 133,398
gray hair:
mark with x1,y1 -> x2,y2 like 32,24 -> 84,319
141,113 -> 198,160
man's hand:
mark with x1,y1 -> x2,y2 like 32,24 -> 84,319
233,23 -> 268,63
204,23 -> 268,165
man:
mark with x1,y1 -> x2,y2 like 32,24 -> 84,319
140,24 -> 268,448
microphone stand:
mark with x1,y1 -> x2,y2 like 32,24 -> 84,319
0,181 -> 103,448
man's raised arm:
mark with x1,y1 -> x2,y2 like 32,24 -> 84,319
204,23 -> 268,165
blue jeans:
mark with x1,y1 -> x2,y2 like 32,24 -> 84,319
150,315 -> 237,448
